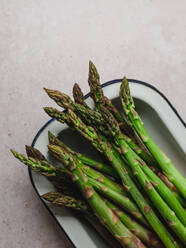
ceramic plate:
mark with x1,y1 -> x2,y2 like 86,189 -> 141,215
29,79 -> 186,248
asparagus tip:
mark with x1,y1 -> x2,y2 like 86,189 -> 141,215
48,130 -> 55,140
72,83 -> 84,103
48,144 -> 62,155
42,192 -> 62,202
43,107 -> 57,116
43,106 -> 50,113
73,82 -> 80,89
10,149 -> 17,157
43,87 -> 48,92
25,145 -> 46,161
88,61 -> 99,81
25,145 -> 32,157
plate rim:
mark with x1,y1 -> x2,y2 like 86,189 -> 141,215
28,78 -> 186,248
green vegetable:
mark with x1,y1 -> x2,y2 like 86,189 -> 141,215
120,77 -> 186,199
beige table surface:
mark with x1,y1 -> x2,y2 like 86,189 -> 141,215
1,1 -> 186,247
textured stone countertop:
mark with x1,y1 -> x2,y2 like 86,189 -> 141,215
0,1 -> 186,247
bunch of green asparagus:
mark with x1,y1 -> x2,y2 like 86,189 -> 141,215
11,61 -> 186,248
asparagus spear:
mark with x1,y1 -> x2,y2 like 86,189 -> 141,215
88,60 -> 146,148
128,148 -> 186,226
11,148 -> 147,247
44,106 -> 179,248
43,192 -> 162,248
48,131 -> 118,178
100,107 -> 186,224
15,145 -> 162,246
48,144 -> 148,226
54,152 -> 147,248
47,107 -> 183,206
44,88 -> 111,137
45,85 -> 156,170
24,144 -> 149,227
23,144 -> 148,227
120,77 -> 186,199
154,170 -> 186,207
42,192 -> 122,248
73,103 -> 159,168
11,148 -> 80,196
75,105 -> 185,203
103,199 -> 163,248
26,140 -> 115,197
52,125 -> 184,208
100,105 -> 186,243
49,130 -> 177,204
25,145 -> 80,196
45,87 -> 158,169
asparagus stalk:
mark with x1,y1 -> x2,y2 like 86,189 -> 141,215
24,144 -> 148,227
151,168 -> 186,207
74,103 -> 159,169
154,170 -> 186,207
75,106 -> 184,202
43,192 -> 162,248
12,148 -> 147,247
25,145 -> 80,196
55,152 -> 147,248
48,131 -> 118,178
42,192 -> 122,248
47,140 -> 120,194
44,88 -> 111,137
120,77 -> 186,199
103,199 -> 163,248
25,143 -> 120,199
45,86 -> 158,170
48,144 -> 148,226
25,143 -> 149,228
49,130 -> 176,204
100,105 -> 186,243
44,106 -> 180,248
101,107 -> 186,223
88,60 -> 146,148
16,145 -> 162,246
47,108 -> 183,206
11,148 -> 80,197
45,88 -> 105,138
128,147 -> 186,226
